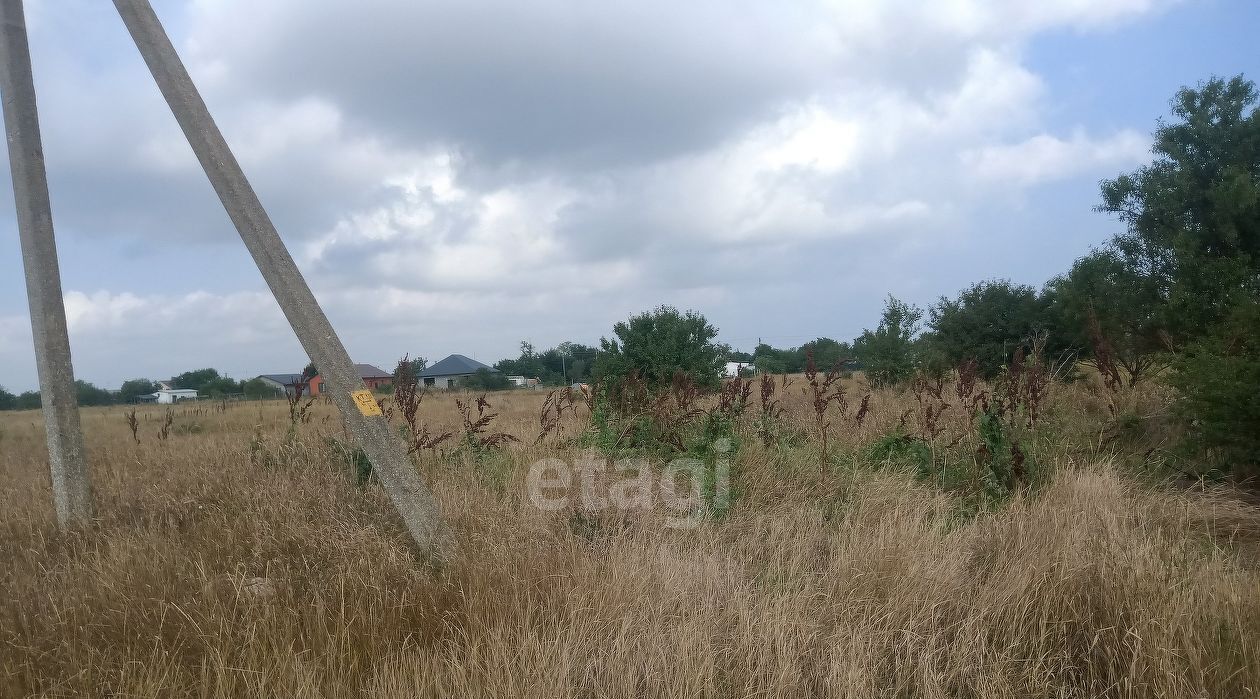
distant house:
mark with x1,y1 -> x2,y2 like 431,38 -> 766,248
507,375 -> 527,387
256,373 -> 306,396
153,388 -> 199,404
419,354 -> 496,389
308,364 -> 393,395
724,361 -> 755,378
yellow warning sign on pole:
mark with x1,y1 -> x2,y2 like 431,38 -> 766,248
351,390 -> 383,417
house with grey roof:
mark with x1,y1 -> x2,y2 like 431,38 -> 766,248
255,373 -> 306,396
418,354 -> 497,389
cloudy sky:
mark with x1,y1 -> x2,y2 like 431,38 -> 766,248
0,0 -> 1256,391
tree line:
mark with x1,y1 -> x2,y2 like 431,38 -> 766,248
587,75 -> 1260,473
3,75 -> 1256,473
0,368 -> 294,409
491,341 -> 599,387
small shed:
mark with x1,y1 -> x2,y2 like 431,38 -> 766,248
153,388 -> 199,404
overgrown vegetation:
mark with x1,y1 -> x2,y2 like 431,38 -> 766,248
1170,303 -> 1260,478
853,295 -> 922,388
1,74 -> 1259,698
459,367 -> 513,391
4,353 -> 1260,696
593,305 -> 726,390
393,356 -> 452,455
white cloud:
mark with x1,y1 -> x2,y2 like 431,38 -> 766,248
761,106 -> 861,174
0,290 -> 297,390
62,289 -> 280,336
825,0 -> 1174,40
0,0 -> 1183,390
962,129 -> 1150,185
281,36 -> 1135,296
1,281 -> 639,389
0,315 -> 30,354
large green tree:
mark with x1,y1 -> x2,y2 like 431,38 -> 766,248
241,377 -> 274,399
854,295 -> 923,388
495,341 -> 598,385
593,306 -> 724,389
200,376 -> 243,397
170,368 -> 240,397
1044,241 -> 1172,384
555,342 -> 598,383
925,280 -> 1049,379
752,343 -> 791,374
1082,75 -> 1260,475
0,386 -> 15,411
752,337 -> 853,375
405,357 -> 427,377
75,380 -> 115,407
119,378 -> 158,403
798,337 -> 853,372
1098,74 -> 1260,340
171,368 -> 222,392
496,341 -> 550,383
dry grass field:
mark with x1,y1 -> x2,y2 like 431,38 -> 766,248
2,374 -> 1259,697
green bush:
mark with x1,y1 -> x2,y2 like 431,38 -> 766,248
867,432 -> 933,478
925,279 -> 1049,379
1169,304 -> 1260,478
854,295 -> 923,388
593,306 -> 725,390
460,368 -> 512,391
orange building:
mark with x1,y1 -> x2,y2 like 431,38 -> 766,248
308,363 -> 393,395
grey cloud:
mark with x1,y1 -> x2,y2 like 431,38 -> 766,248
188,0 -> 830,169
0,0 -> 1176,392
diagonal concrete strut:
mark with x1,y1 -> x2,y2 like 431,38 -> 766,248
112,0 -> 444,552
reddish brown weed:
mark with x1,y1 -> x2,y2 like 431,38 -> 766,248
392,356 -> 451,453
536,388 -> 579,445
457,394 -> 519,450
124,408 -> 140,445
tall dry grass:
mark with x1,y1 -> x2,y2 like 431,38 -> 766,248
1,380 -> 1257,697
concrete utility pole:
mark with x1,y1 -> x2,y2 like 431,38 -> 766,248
111,0 -> 444,553
0,0 -> 93,526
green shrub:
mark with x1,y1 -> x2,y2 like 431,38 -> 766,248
593,306 -> 725,390
460,368 -> 513,391
1169,304 -> 1260,478
854,295 -> 923,388
867,432 -> 933,478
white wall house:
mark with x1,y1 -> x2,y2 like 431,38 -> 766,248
724,362 -> 755,378
419,354 -> 498,389
153,389 -> 199,404
255,373 -> 305,397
